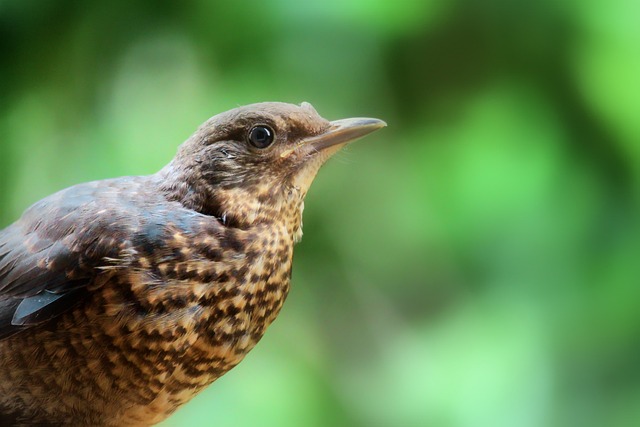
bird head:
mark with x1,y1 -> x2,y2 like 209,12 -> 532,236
162,102 -> 385,232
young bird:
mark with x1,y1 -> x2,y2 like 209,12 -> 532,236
0,102 -> 385,426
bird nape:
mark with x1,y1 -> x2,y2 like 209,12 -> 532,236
0,102 -> 385,426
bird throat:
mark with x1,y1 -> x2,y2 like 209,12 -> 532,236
213,184 -> 305,236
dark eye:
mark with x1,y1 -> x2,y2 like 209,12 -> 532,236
248,126 -> 275,149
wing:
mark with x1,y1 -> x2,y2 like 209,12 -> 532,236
0,223 -> 90,337
0,179 -> 146,340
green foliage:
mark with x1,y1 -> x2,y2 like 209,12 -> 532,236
1,1 -> 639,426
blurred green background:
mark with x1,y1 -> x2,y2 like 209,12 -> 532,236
1,1 -> 639,426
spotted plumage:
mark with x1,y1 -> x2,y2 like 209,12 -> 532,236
0,102 -> 385,426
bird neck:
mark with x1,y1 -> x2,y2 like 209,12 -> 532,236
155,162 -> 306,241
206,185 -> 306,242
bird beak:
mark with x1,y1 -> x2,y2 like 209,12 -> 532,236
304,117 -> 387,153
285,116 -> 386,189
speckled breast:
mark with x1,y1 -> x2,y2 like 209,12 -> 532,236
96,221 -> 295,423
0,219 -> 295,426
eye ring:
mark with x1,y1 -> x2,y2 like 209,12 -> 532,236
247,125 -> 275,149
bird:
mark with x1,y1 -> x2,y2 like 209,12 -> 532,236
0,101 -> 385,426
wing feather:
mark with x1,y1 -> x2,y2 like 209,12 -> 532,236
0,181 -> 131,339
0,176 -> 209,340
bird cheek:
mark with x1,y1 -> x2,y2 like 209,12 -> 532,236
290,151 -> 330,191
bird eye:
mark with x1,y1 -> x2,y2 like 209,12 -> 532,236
248,126 -> 275,149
